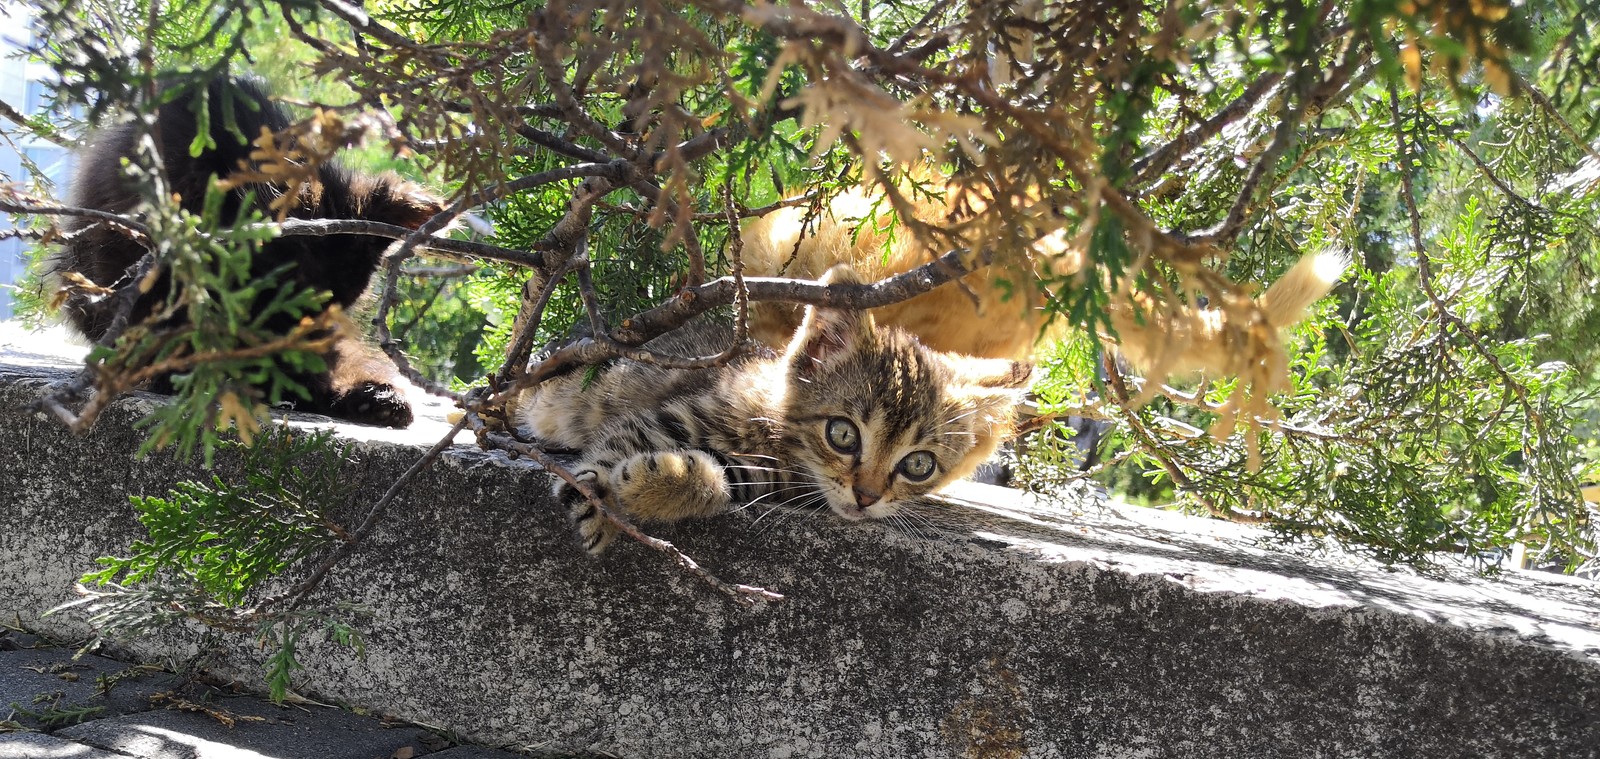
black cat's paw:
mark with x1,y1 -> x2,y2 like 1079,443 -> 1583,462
328,382 -> 414,428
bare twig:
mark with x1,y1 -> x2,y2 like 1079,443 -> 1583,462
1197,70 -> 1311,247
315,0 -> 428,52
0,194 -> 153,245
371,257 -> 463,402
259,415 -> 471,612
609,245 -> 983,347
1423,112 -> 1538,209
0,99 -> 74,148
36,250 -> 160,427
1102,355 -> 1269,524
401,263 -> 479,278
493,256 -> 579,388
599,192 -> 818,223
1130,72 -> 1286,186
276,218 -> 545,267
885,0 -> 958,54
572,242 -> 608,337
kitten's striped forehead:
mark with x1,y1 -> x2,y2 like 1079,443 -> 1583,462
872,338 -> 942,430
809,330 -> 956,438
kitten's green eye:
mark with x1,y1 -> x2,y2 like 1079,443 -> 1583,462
899,451 -> 936,481
825,418 -> 860,453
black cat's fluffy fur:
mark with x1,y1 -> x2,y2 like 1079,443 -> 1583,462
49,77 -> 443,427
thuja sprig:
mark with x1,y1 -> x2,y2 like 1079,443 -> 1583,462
79,425 -> 350,605
55,425 -> 369,702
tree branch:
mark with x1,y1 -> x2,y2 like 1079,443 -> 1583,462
608,246 -> 983,347
485,431 -> 784,606
0,99 -> 75,148
1130,72 -> 1286,186
275,218 -> 544,267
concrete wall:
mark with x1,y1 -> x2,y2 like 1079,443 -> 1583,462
1,329 -> 1597,758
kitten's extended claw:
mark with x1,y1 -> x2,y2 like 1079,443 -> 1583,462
555,474 -> 618,556
575,510 -> 618,555
570,491 -> 618,555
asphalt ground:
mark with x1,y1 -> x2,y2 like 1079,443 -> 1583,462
0,628 -> 530,759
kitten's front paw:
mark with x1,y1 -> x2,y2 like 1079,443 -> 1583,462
329,382 -> 414,428
611,450 -> 729,521
557,470 -> 618,555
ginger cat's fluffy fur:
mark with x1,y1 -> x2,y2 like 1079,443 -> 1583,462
739,184 -> 1347,379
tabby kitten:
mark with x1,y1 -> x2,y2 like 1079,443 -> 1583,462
516,266 -> 1031,554
49,77 -> 443,427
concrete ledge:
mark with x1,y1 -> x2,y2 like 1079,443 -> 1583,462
2,324 -> 1598,758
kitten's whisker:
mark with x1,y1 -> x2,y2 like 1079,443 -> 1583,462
887,512 -> 918,539
752,491 -> 825,527
732,483 -> 819,506
891,508 -> 943,540
940,409 -> 982,425
741,484 -> 823,511
726,445 -> 780,457
734,485 -> 819,508
723,464 -> 810,476
734,480 -> 811,491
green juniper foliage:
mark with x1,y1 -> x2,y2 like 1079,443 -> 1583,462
81,427 -> 350,603
61,426 -> 366,701
120,178 -> 334,466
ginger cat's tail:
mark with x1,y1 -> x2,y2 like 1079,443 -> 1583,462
1256,250 -> 1350,330
1110,250 -> 1349,381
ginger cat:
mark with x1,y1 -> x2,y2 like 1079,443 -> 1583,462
738,183 -> 1346,381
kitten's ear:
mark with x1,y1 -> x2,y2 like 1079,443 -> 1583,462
787,265 -> 875,373
942,351 -> 1031,479
362,173 -> 447,230
942,385 -> 1025,481
940,352 -> 1034,389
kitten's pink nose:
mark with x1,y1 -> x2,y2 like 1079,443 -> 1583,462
852,485 -> 880,508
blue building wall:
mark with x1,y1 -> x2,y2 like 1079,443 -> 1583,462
1,7 -> 76,320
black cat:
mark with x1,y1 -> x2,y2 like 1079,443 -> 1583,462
48,77 -> 442,428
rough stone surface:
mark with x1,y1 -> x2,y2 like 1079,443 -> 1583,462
427,748 -> 529,759
2,323 -> 1599,758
